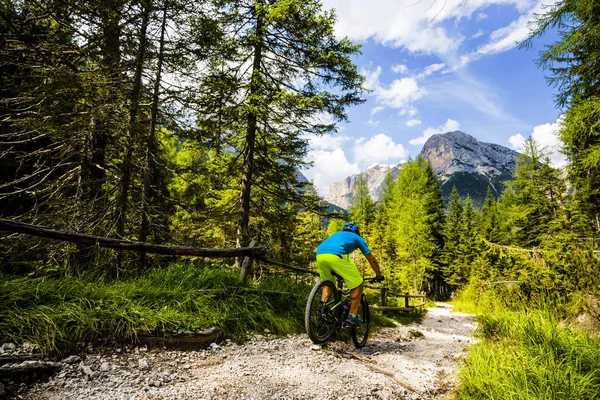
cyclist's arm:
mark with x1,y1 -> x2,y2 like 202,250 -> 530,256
365,253 -> 382,276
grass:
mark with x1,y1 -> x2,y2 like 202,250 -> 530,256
452,286 -> 600,399
0,263 -> 424,357
0,263 -> 311,357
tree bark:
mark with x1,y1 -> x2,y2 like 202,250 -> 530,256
236,2 -> 264,264
139,0 -> 168,268
115,0 -> 151,275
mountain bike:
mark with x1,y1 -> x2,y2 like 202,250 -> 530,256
305,274 -> 379,348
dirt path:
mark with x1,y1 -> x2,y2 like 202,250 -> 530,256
19,304 -> 476,400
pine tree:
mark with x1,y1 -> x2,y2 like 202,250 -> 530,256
523,0 -> 600,231
442,187 -> 463,287
479,187 -> 500,242
350,175 -> 376,237
195,0 -> 364,254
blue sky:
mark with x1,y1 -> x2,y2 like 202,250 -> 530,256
301,0 -> 566,196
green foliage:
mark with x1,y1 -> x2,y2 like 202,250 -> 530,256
372,157 -> 444,295
455,307 -> 600,399
524,0 -> 600,233
0,263 -> 311,356
561,97 -> 600,230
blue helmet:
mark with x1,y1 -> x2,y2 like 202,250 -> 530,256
342,222 -> 360,236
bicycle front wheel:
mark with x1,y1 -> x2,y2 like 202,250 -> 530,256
305,280 -> 340,344
351,296 -> 370,348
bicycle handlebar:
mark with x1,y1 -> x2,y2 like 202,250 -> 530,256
364,276 -> 385,283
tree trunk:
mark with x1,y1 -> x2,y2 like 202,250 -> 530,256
236,2 -> 264,265
139,0 -> 168,269
115,0 -> 150,276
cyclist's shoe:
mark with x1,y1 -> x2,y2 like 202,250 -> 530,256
345,314 -> 362,327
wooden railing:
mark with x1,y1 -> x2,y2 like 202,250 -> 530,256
366,285 -> 426,312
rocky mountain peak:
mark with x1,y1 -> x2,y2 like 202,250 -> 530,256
421,130 -> 519,187
324,164 -> 401,210
323,130 -> 521,210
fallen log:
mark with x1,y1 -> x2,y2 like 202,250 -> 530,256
0,219 -> 267,258
0,354 -> 42,367
0,360 -> 61,377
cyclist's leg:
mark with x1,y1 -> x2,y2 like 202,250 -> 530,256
316,254 -> 336,302
349,285 -> 363,315
329,255 -> 363,314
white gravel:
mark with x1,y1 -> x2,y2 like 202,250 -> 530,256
18,303 -> 476,400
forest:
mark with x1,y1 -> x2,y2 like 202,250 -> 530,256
1,0 -> 600,398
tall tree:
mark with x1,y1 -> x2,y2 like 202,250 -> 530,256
442,186 -> 463,287
524,0 -> 600,231
350,175 -> 376,237
198,0 -> 364,255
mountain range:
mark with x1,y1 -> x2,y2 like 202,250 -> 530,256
323,130 -> 521,209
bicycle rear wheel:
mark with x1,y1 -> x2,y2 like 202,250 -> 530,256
305,280 -> 340,344
351,296 -> 370,348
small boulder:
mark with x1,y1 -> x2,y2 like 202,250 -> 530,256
138,358 -> 150,371
62,355 -> 82,365
99,362 -> 110,372
80,365 -> 94,377
0,343 -> 17,354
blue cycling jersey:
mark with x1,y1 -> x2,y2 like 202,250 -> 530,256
316,231 -> 371,256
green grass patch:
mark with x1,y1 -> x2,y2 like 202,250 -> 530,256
0,263 -> 312,357
452,287 -> 600,399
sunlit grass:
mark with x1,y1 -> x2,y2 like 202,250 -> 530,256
452,286 -> 600,399
0,263 -> 311,357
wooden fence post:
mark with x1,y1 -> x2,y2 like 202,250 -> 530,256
239,240 -> 257,284
381,287 -> 388,307
405,294 -> 409,309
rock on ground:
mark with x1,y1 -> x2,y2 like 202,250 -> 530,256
15,303 -> 476,400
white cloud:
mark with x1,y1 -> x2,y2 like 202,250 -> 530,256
476,12 -> 489,21
470,30 -> 485,40
304,133 -> 351,151
416,63 -> 446,79
322,0 -> 537,57
354,133 -> 409,165
363,66 -> 382,91
370,106 -> 385,116
509,117 -> 567,168
367,119 -> 380,126
376,77 -> 426,110
364,66 -> 427,115
391,64 -> 408,74
410,119 -> 461,145
304,149 -> 361,196
459,0 -> 549,68
509,133 -> 526,150
406,119 -> 422,127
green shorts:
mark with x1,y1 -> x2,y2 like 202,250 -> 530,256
316,254 -> 363,290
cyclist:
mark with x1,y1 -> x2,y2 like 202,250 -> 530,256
315,222 -> 383,327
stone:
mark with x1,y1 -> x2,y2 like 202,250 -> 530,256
310,345 -> 321,351
62,355 -> 82,364
138,359 -> 150,371
0,343 -> 17,354
80,365 -> 94,377
99,362 -> 110,372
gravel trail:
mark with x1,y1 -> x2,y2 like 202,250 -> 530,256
17,303 -> 476,400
